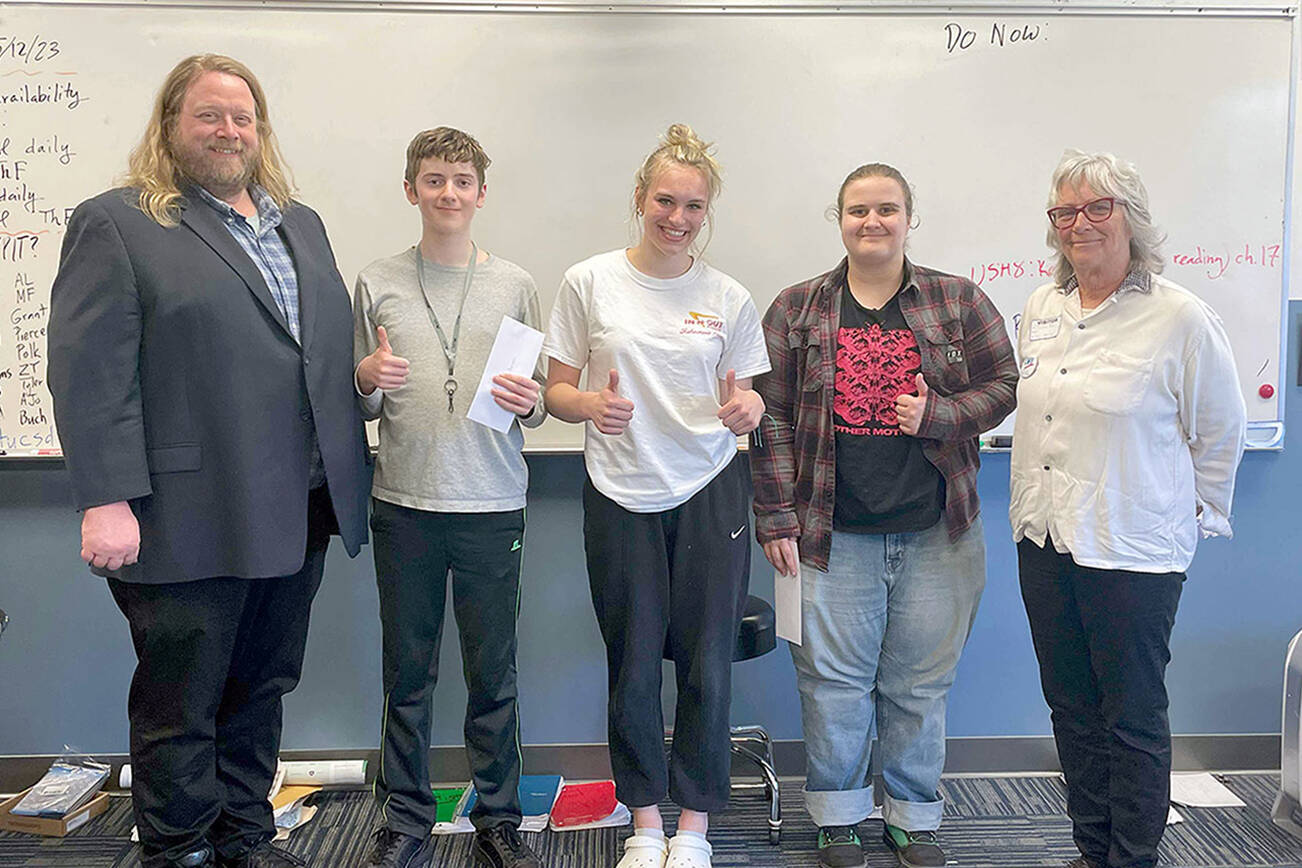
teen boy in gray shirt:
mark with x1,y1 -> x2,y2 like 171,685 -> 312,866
353,128 -> 546,868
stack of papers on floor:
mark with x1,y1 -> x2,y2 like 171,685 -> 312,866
272,785 -> 321,840
432,774 -> 564,834
548,780 -> 631,831
1169,772 -> 1247,809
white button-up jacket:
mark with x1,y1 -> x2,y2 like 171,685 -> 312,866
1010,271 -> 1246,573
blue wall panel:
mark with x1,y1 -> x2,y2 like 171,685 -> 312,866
2,304 -> 1299,755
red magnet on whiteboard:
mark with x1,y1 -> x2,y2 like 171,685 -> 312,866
1259,383 -> 1275,399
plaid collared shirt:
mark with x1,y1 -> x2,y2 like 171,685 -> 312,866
750,258 -> 1019,571
196,184 -> 302,342
1063,266 -> 1151,298
197,184 -> 325,487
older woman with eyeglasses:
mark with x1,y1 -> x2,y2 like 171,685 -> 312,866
1010,150 -> 1246,868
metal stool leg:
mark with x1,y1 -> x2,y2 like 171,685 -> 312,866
730,724 -> 781,843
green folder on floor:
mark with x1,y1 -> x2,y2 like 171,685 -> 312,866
432,786 -> 468,824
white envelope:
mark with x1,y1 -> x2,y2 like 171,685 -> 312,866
775,543 -> 801,646
467,316 -> 545,433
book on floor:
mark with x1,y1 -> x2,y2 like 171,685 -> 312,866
548,780 -> 631,831
10,757 -> 110,818
432,785 -> 475,835
517,774 -> 565,832
432,775 -> 564,835
433,785 -> 468,825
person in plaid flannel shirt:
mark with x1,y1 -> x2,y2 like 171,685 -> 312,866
750,163 -> 1017,868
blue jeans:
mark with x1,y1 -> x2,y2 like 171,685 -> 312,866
791,518 -> 986,831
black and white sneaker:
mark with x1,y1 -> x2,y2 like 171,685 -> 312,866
218,841 -> 306,868
473,824 -> 543,868
361,827 -> 433,868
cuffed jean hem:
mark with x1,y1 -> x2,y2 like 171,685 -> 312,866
804,784 -> 875,827
882,792 -> 944,832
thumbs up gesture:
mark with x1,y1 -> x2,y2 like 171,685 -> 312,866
716,368 -> 765,435
356,325 -> 410,395
589,369 -> 634,435
895,372 -> 929,436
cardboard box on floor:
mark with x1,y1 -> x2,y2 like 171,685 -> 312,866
0,788 -> 111,836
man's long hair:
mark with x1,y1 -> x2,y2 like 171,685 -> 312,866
123,54 -> 295,226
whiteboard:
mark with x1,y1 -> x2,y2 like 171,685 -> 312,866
0,2 -> 1290,455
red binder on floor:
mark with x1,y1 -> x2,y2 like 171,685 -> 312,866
548,780 -> 630,831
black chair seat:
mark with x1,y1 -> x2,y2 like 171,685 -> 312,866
661,595 -> 777,662
735,594 -> 776,661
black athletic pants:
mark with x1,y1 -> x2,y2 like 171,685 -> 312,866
108,488 -> 334,868
582,456 -> 751,813
1018,535 -> 1184,868
370,500 -> 526,836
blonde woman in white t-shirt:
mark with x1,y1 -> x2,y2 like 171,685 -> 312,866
544,124 -> 771,868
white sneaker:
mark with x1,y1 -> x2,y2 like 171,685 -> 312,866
665,834 -> 712,868
615,831 -> 669,868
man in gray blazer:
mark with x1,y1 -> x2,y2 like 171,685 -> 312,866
47,54 -> 368,868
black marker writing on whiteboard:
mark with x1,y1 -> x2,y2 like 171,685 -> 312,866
14,272 -> 34,304
0,81 -> 82,110
945,21 -> 1047,54
0,230 -> 42,261
7,269 -> 49,439
25,134 -> 75,165
0,183 -> 40,213
0,34 -> 61,64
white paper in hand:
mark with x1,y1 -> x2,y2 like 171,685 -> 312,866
467,316 -> 545,432
774,543 -> 801,645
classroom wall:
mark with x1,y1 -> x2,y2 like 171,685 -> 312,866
1,303 -> 1299,757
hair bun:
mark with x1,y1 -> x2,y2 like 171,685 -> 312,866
663,123 -> 701,149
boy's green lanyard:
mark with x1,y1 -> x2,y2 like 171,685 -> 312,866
415,242 -> 477,412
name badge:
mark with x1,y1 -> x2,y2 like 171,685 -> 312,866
1029,316 -> 1061,341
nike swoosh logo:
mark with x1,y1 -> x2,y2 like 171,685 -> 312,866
730,525 -> 746,539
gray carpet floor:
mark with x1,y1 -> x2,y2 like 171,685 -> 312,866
2,773 -> 1301,867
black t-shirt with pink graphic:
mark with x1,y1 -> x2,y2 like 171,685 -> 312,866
833,285 -> 944,534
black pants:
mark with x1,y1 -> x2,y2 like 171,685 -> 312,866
582,456 -> 751,813
370,500 -> 526,836
108,489 -> 333,868
1017,536 -> 1184,868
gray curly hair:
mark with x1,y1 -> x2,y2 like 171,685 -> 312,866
1046,149 -> 1165,286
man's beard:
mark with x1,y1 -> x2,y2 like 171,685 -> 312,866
171,134 -> 259,200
